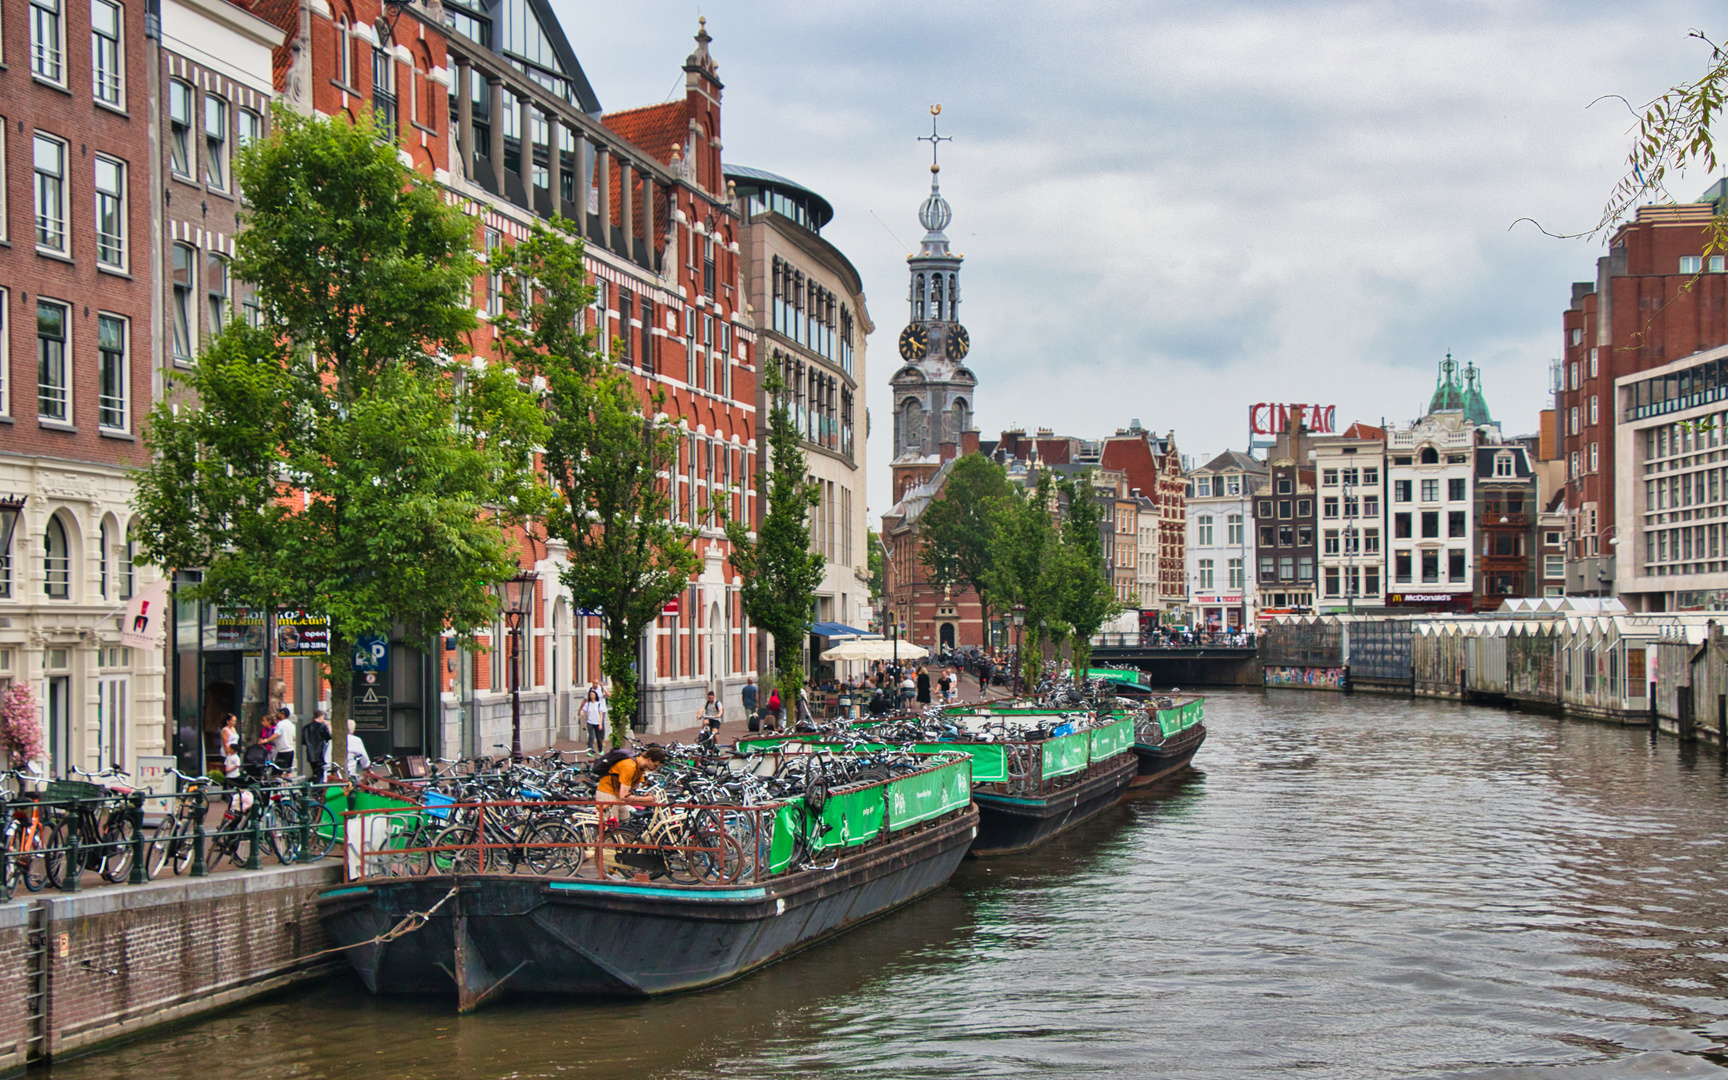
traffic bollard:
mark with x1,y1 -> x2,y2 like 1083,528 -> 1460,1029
296,781 -> 314,863
128,791 -> 148,884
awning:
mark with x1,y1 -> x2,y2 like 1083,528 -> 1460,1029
811,622 -> 878,639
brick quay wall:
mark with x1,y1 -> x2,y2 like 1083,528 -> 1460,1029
0,862 -> 343,1073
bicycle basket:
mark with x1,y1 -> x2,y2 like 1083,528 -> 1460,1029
424,791 -> 455,821
45,780 -> 106,803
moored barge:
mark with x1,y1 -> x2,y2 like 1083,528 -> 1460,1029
315,750 -> 976,1008
1087,669 -> 1207,786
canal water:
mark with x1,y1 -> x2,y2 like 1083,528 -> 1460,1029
48,691 -> 1728,1078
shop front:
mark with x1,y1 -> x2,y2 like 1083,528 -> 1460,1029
1385,592 -> 1475,615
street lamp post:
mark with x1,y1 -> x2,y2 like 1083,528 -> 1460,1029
495,569 -> 538,761
1011,604 -> 1026,697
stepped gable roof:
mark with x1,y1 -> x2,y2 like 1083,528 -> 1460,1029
601,101 -> 685,167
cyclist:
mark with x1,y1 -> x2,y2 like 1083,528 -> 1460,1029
595,746 -> 668,821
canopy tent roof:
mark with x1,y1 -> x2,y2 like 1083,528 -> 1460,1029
819,638 -> 929,662
811,622 -> 878,639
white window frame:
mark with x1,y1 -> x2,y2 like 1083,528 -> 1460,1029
33,131 -> 68,255
96,311 -> 128,431
0,288 -> 9,417
30,0 -> 66,84
171,242 -> 197,363
1681,255 -> 1703,274
94,154 -> 127,270
37,298 -> 71,424
169,79 -> 195,179
91,0 -> 123,107
205,94 -> 229,190
207,251 -> 229,334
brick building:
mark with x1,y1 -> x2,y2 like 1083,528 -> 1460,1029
1251,423 -> 1318,615
1560,192 -> 1728,596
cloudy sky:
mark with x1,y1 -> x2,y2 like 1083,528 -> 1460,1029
560,0 -> 1724,518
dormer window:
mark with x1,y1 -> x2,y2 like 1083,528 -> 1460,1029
1495,452 -> 1514,478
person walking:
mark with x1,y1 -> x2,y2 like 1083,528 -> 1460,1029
270,707 -> 296,772
766,686 -> 782,730
916,666 -> 931,706
580,688 -> 605,753
741,677 -> 759,731
302,709 -> 333,781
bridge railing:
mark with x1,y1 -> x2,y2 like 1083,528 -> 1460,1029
1091,632 -> 1256,649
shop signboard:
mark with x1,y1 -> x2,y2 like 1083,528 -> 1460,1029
276,610 -> 331,657
214,607 -> 267,652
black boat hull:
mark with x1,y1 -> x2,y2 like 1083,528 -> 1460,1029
315,807 -> 978,1006
1131,723 -> 1207,786
969,752 -> 1138,856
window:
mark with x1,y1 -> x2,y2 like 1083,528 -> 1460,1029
1278,501 -> 1291,519
1494,453 -> 1513,478
1569,407 -> 1578,435
1362,467 -> 1379,485
1363,494 -> 1380,517
95,156 -> 126,268
1394,479 -> 1412,502
37,299 -> 69,421
1258,500 -> 1272,518
1394,513 -> 1411,539
1394,550 -> 1412,583
1544,530 -> 1562,547
205,95 -> 228,188
1324,567 -> 1340,596
44,517 -> 70,599
1590,442 -> 1599,472
1259,556 -> 1274,581
1421,511 -> 1439,538
373,45 -> 397,139
1198,516 -> 1213,546
1226,476 -> 1241,496
171,243 -> 196,362
1420,479 -> 1438,502
1421,549 -> 1439,583
1276,477 -> 1292,495
1713,256 -> 1727,273
31,0 -> 64,82
1228,558 -> 1243,590
642,298 -> 655,375
1419,446 -> 1439,465
1227,514 -> 1243,545
169,80 -> 194,178
1681,255 -> 1703,274
484,229 -> 502,317
0,289 -> 8,417
1322,497 -> 1338,519
1296,557 -> 1314,581
1569,327 -> 1582,346
1259,525 -> 1275,547
1297,499 -> 1312,518
1198,559 -> 1214,590
207,253 -> 229,332
34,133 -> 67,253
1322,469 -> 1338,487
1342,495 -> 1358,518
1589,395 -> 1598,425
1195,477 -> 1211,497
1364,529 -> 1380,554
1278,525 -> 1294,547
1589,348 -> 1598,377
334,17 -> 353,85
1448,511 -> 1466,538
1278,557 -> 1294,581
1449,549 -> 1466,581
98,520 -> 110,600
97,314 -> 126,430
1448,478 -> 1466,501
91,0 -> 123,105
1539,553 -> 1560,577
1297,525 -> 1313,547
1323,530 -> 1340,555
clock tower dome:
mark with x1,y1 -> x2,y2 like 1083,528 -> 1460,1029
890,107 -> 977,485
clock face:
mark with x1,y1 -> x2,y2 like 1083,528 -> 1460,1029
899,324 -> 930,361
945,324 -> 970,360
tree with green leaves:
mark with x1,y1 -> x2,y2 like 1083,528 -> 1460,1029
491,219 -> 700,747
985,471 -> 1065,690
134,107 -> 549,731
866,528 -> 885,613
1054,473 -> 1124,682
919,452 -> 1011,641
727,366 -> 825,716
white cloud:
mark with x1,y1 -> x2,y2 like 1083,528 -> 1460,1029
552,0 -> 1724,516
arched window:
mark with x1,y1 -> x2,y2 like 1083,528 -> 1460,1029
948,274 -> 958,319
121,525 -> 135,600
901,398 -> 924,451
1419,446 -> 1439,465
44,516 -> 70,600
952,398 -> 970,436
931,275 -> 943,320
914,274 -> 925,321
98,519 -> 111,599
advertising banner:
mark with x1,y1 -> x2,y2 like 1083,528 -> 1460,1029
214,607 -> 267,652
1040,729 -> 1091,779
119,578 -> 171,651
275,609 -> 331,657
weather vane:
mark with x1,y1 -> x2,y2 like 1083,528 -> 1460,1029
917,104 -> 951,172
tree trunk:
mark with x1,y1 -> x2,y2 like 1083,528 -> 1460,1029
326,629 -> 352,729
602,630 -> 636,748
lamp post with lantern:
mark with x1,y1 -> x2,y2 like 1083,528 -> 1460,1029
1011,603 -> 1026,696
495,569 -> 538,761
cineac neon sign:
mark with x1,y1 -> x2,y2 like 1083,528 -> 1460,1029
1249,403 -> 1337,436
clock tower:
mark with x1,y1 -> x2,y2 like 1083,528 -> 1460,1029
890,108 -> 976,496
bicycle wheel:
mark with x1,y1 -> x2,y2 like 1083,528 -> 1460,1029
428,825 -> 487,874
599,825 -> 646,880
171,818 -> 198,875
99,818 -> 137,883
41,820 -> 66,890
145,818 -> 177,879
263,803 -> 302,865
301,802 -> 339,861
18,825 -> 49,893
524,821 -> 584,877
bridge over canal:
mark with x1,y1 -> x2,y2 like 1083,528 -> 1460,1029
1089,645 -> 1260,687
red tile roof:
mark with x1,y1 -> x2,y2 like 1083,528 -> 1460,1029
601,101 -> 686,166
